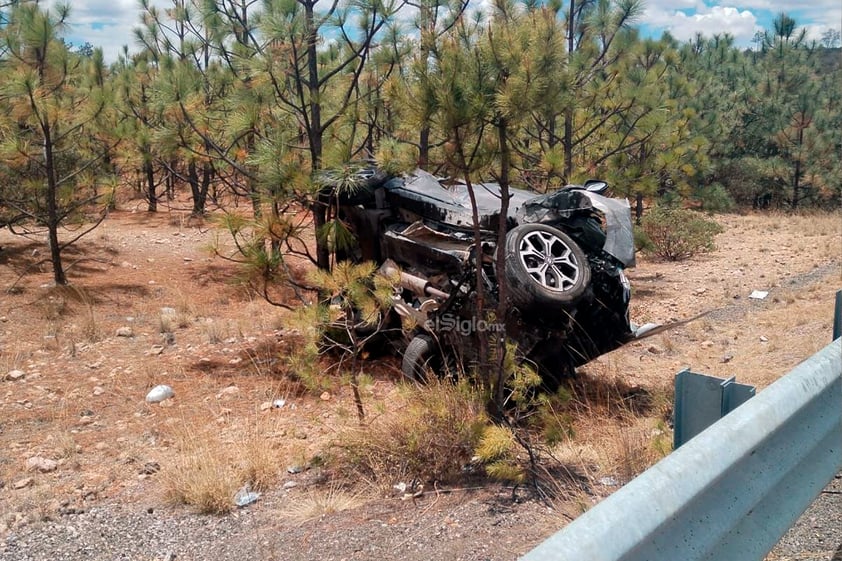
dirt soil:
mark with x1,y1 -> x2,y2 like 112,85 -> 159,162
0,206 -> 840,561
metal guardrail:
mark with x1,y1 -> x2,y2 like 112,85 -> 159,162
521,338 -> 842,561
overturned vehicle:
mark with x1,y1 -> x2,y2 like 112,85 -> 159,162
330,168 -> 640,385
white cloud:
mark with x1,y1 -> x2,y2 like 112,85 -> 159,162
42,0 -> 170,62
644,5 -> 760,42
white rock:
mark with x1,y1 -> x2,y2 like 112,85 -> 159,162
26,456 -> 58,473
116,327 -> 134,338
5,370 -> 25,382
146,385 -> 175,403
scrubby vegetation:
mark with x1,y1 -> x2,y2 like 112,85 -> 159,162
640,208 -> 725,261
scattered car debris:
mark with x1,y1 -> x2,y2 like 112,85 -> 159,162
234,484 -> 260,508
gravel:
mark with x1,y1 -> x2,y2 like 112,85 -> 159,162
0,488 -> 555,561
767,473 -> 842,561
3,474 -> 838,561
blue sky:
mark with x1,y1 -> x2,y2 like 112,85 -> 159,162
46,0 -> 842,62
641,0 -> 841,45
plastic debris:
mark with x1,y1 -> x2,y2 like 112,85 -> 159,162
749,290 -> 769,300
145,384 -> 174,403
235,485 -> 260,507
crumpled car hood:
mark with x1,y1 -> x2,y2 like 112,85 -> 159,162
517,190 -> 636,268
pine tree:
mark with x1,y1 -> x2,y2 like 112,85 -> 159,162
0,3 -> 113,285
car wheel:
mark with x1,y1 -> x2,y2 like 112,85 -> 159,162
504,223 -> 590,310
401,334 -> 438,382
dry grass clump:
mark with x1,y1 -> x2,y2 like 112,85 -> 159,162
334,381 -> 487,489
159,418 -> 283,514
278,483 -> 362,524
549,366 -> 673,486
159,425 -> 241,514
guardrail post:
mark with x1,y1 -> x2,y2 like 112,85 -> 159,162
833,289 -> 842,341
673,370 -> 755,448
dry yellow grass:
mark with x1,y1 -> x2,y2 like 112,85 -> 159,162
158,414 -> 285,514
333,380 -> 487,490
277,483 -> 363,524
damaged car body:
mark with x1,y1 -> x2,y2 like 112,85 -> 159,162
329,168 -> 639,386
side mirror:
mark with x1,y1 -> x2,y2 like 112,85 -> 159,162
583,179 -> 609,194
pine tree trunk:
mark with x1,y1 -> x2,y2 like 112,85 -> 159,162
43,124 -> 67,285
145,160 -> 157,212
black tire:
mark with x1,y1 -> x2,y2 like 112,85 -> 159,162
401,334 -> 438,382
504,223 -> 590,310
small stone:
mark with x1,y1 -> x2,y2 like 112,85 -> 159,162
701,340 -> 715,348
760,336 -> 769,342
283,481 -> 299,490
720,354 -> 734,364
216,386 -> 239,399
92,386 -> 105,396
320,391 -> 332,401
647,345 -> 664,355
116,327 -> 134,338
287,465 -> 304,474
694,287 -> 707,295
5,370 -> 25,382
13,477 -> 33,489
149,345 -> 165,356
26,456 -> 58,473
